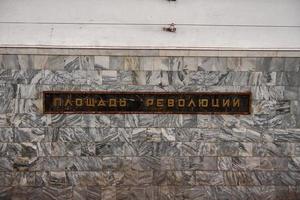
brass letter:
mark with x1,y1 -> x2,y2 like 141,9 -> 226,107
97,99 -> 106,106
187,99 -> 196,107
199,99 -> 208,107
178,99 -> 185,107
223,99 -> 230,107
167,99 -> 174,107
146,99 -> 154,107
86,98 -> 95,107
64,99 -> 72,106
212,99 -> 219,107
75,98 -> 83,106
119,99 -> 127,107
109,99 -> 117,107
53,98 -> 62,106
233,99 -> 240,107
157,99 -> 164,107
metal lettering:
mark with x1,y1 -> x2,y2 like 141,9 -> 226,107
233,99 -> 240,107
75,98 -> 83,106
146,99 -> 154,107
199,99 -> 208,107
119,99 -> 127,107
187,99 -> 196,107
53,98 -> 62,106
97,99 -> 106,106
86,98 -> 95,107
212,99 -> 219,107
178,99 -> 185,107
64,99 -> 72,106
223,99 -> 230,107
109,99 -> 117,107
167,99 -> 174,107
157,99 -> 164,107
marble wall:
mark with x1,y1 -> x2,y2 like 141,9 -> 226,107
0,55 -> 299,199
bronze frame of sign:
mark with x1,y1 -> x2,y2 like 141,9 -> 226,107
43,91 -> 252,115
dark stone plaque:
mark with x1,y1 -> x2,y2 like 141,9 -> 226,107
43,91 -> 251,114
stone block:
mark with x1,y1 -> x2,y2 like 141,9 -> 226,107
43,70 -> 87,85
109,56 -> 124,70
153,114 -> 183,128
132,156 -> 160,171
197,57 -> 227,71
95,142 -> 124,156
153,142 -> 180,157
169,57 -> 183,71
140,57 -> 154,71
251,86 -> 284,100
124,57 -> 140,71
0,128 -> 13,142
285,58 -> 300,71
240,57 -> 257,71
227,57 -> 241,71
161,128 -> 175,142
154,57 -> 170,71
223,171 -> 258,186
196,171 -> 224,185
167,171 -> 196,186
190,157 -> 217,170
73,186 -> 102,200
253,171 -> 275,185
256,57 -> 285,71
217,142 -> 239,156
0,157 -> 13,171
46,56 -> 65,70
180,142 -> 199,156
160,157 -> 175,170
249,72 -> 276,86
232,157 -> 260,170
95,56 -> 109,70
253,142 -> 294,157
102,186 -> 117,200
239,142 -> 253,156
183,57 -> 198,71
198,143 -> 217,156
288,157 -> 300,171
102,70 -> 118,85
41,186 -> 73,199
87,70 -> 102,86
260,157 -> 288,170
276,72 -> 300,86
64,56 -> 94,71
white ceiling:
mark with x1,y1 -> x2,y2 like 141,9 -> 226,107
0,0 -> 299,50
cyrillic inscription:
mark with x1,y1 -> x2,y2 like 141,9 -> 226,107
43,91 -> 251,114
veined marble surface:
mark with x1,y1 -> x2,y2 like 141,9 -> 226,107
0,55 -> 299,199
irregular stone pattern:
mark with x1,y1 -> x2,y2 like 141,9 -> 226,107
0,55 -> 299,199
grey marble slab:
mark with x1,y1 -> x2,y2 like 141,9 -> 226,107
256,58 -> 285,72
223,171 -> 259,186
183,57 -> 198,71
196,171 -> 224,186
50,114 -> 92,127
43,70 -> 87,85
94,56 -> 109,70
109,56 -> 124,70
124,57 -> 140,71
285,58 -> 300,72
198,57 -> 228,71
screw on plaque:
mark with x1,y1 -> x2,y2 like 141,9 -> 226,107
163,23 -> 176,33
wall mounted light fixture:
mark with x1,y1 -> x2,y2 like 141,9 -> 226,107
163,23 -> 176,33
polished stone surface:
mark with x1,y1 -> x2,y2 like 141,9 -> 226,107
0,55 -> 299,199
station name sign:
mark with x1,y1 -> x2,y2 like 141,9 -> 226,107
43,91 -> 251,114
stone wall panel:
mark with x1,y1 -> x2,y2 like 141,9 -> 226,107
0,55 -> 299,199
